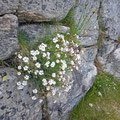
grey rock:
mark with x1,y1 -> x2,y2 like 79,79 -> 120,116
47,46 -> 97,120
97,0 -> 120,78
100,0 -> 120,41
0,14 -> 19,60
19,24 -> 70,45
73,0 -> 99,47
0,0 -> 19,15
18,0 -> 76,22
0,67 -> 42,120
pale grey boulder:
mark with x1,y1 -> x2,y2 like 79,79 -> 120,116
0,0 -> 19,15
47,46 -> 97,120
0,67 -> 42,120
0,14 -> 19,60
97,0 -> 120,78
99,0 -> 120,41
73,0 -> 99,47
19,24 -> 70,45
18,0 -> 76,22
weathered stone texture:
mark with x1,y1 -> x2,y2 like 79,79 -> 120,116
19,24 -> 70,45
0,67 -> 42,120
97,0 -> 120,78
18,0 -> 76,22
47,46 -> 97,120
0,14 -> 19,60
0,0 -> 19,15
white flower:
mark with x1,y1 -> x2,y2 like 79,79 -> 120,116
39,99 -> 43,103
42,78 -> 48,86
47,52 -> 50,59
32,96 -> 37,100
98,92 -> 102,96
30,50 -> 35,56
60,47 -> 64,52
53,37 -> 58,43
45,61 -> 50,67
50,62 -> 55,68
35,62 -> 41,68
70,60 -> 75,65
18,54 -> 22,59
17,72 -> 21,76
33,56 -> 37,61
52,73 -> 56,78
76,66 -> 79,70
43,53 -> 47,57
38,43 -> 47,51
34,70 -> 39,75
61,63 -> 67,70
18,66 -> 22,70
17,85 -> 24,90
76,54 -> 81,60
24,75 -> 29,80
23,66 -> 29,71
39,70 -> 44,75
89,103 -> 93,107
23,57 -> 29,63
35,50 -> 40,55
56,54 -> 60,58
56,59 -> 60,63
46,86 -> 50,91
56,44 -> 59,48
33,89 -> 38,94
17,82 -> 21,86
65,47 -> 69,52
48,79 -> 56,85
22,81 -> 27,86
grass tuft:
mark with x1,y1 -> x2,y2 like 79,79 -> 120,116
69,73 -> 120,120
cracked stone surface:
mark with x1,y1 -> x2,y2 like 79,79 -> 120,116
47,46 -> 97,120
97,0 -> 120,78
19,24 -> 70,45
0,14 -> 19,60
0,0 -> 76,22
0,67 -> 42,120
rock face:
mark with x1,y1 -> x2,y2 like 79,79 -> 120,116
0,14 -> 19,60
19,24 -> 70,45
18,0 -> 76,22
97,0 -> 120,78
0,0 -> 76,22
47,46 -> 97,120
73,0 -> 99,47
0,67 -> 42,120
0,0 -> 120,120
0,0 -> 18,15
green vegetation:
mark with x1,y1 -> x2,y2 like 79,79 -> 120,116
69,73 -> 120,120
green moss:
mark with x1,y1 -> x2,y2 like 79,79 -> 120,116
69,73 -> 120,120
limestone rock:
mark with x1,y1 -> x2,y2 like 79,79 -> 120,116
0,14 -> 19,60
0,67 -> 42,120
73,0 -> 99,47
18,0 -> 76,22
97,0 -> 120,78
47,46 -> 97,120
19,24 -> 70,45
0,0 -> 18,15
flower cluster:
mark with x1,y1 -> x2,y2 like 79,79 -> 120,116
16,33 -> 82,100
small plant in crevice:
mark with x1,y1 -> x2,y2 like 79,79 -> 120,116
16,32 -> 82,100
15,1 -> 97,101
